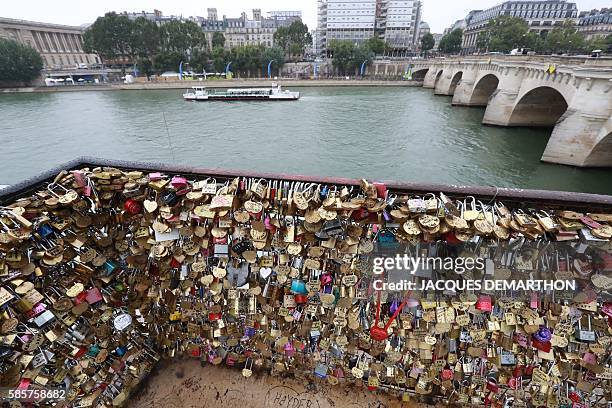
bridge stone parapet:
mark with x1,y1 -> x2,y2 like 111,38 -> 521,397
410,56 -> 612,168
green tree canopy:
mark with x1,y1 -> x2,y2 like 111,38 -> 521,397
0,38 -> 43,82
83,12 -> 135,62
132,17 -> 160,58
365,36 -> 386,55
161,20 -> 206,54
439,29 -> 463,54
274,21 -> 312,58
421,33 -> 435,53
588,34 -> 612,54
543,20 -> 585,54
153,50 -> 184,72
261,46 -> 286,76
328,40 -> 374,76
189,48 -> 210,72
211,32 -> 225,48
212,46 -> 230,73
477,16 -> 530,53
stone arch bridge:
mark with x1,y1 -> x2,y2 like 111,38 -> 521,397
410,56 -> 612,167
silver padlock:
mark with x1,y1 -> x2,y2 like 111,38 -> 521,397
577,315 -> 596,342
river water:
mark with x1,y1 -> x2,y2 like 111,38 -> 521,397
1,86 -> 610,194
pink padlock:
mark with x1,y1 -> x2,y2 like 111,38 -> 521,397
334,366 -> 344,378
284,341 -> 295,357
171,176 -> 187,189
476,295 -> 492,312
148,172 -> 163,181
582,352 -> 597,365
86,287 -> 104,304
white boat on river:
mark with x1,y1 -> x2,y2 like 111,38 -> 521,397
183,82 -> 300,102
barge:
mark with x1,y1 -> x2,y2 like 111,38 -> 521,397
183,82 -> 300,101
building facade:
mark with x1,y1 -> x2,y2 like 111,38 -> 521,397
0,17 -> 100,69
316,0 -> 422,57
201,9 -> 301,49
462,0 -> 578,53
382,0 -> 422,50
267,11 -> 302,23
577,8 -> 611,40
417,21 -> 430,45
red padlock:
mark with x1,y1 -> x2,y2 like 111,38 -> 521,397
444,231 -> 462,245
208,312 -> 222,321
441,367 -> 454,381
170,257 -> 182,269
486,379 -> 499,393
123,199 -> 142,215
532,338 -> 551,353
569,391 -> 581,403
294,294 -> 308,304
513,364 -> 524,378
372,182 -> 387,199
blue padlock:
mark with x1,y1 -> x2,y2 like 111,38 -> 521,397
38,224 -> 54,239
290,279 -> 308,295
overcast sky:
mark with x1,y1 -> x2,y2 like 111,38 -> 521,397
2,0 -> 610,33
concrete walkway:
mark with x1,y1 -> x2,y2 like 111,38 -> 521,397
0,79 -> 421,94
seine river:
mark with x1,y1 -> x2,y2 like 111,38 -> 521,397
1,86 -> 611,194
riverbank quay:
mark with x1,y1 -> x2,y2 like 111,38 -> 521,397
0,79 -> 421,94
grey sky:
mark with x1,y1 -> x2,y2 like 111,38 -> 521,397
2,0 -> 610,33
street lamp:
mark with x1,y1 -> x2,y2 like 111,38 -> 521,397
267,59 -> 275,79
360,60 -> 368,77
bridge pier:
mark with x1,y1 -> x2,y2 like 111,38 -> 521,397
481,67 -> 525,126
422,66 -> 438,88
452,68 -> 478,105
541,76 -> 612,167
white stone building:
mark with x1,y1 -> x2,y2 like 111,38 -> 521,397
462,0 -> 579,53
317,0 -> 422,56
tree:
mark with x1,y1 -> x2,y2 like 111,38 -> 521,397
328,40 -> 374,76
153,50 -> 184,72
365,36 -> 386,55
439,29 -> 463,54
161,20 -> 206,54
132,17 -> 160,58
212,31 -> 225,49
0,38 -> 43,82
137,58 -> 154,77
212,46 -> 229,73
588,34 -> 612,54
477,16 -> 530,53
328,40 -> 355,75
421,33 -> 435,54
273,20 -> 312,59
190,49 -> 210,72
353,44 -> 375,74
543,20 -> 585,54
83,12 -> 134,63
261,46 -> 285,76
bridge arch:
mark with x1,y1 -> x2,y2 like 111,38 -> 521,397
469,74 -> 500,106
508,86 -> 569,127
448,71 -> 463,95
412,68 -> 429,81
584,117 -> 612,167
433,70 -> 443,88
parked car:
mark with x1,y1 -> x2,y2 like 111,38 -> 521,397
77,63 -> 89,69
